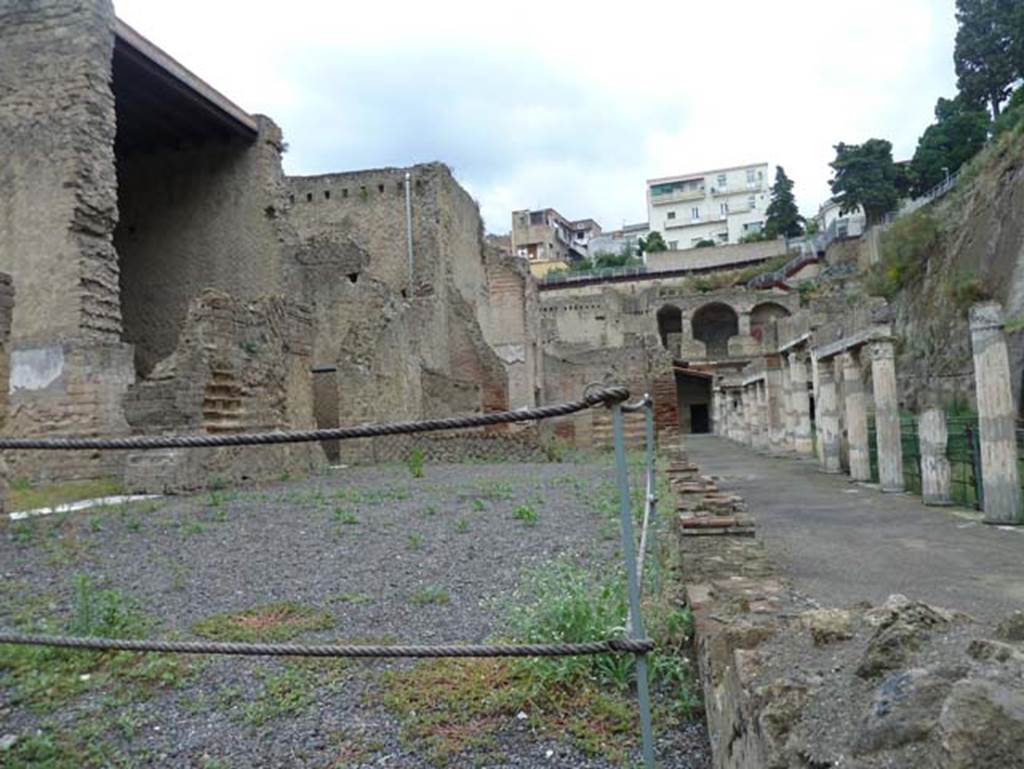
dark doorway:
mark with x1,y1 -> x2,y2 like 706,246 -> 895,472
674,370 -> 712,434
690,404 -> 710,434
312,366 -> 340,463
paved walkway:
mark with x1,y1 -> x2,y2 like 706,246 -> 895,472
684,435 -> 1024,623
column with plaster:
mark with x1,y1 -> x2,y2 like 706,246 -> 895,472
817,358 -> 842,473
870,339 -> 904,492
842,350 -> 871,481
969,302 -> 1022,524
789,351 -> 813,455
919,406 -> 952,506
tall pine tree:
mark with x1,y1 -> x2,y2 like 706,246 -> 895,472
909,96 -> 990,195
954,0 -> 1018,117
764,166 -> 804,239
829,139 -> 899,226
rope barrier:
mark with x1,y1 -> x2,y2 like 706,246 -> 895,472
0,633 -> 653,658
0,387 -> 629,451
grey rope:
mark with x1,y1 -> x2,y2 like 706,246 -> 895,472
0,387 -> 629,451
0,633 -> 653,658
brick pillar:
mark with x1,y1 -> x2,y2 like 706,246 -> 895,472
870,339 -> 904,492
969,302 -> 1022,524
817,358 -> 842,473
919,406 -> 952,506
842,350 -> 871,481
789,351 -> 813,455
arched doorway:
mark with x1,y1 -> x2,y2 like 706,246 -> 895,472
750,301 -> 791,343
692,302 -> 739,358
656,305 -> 682,350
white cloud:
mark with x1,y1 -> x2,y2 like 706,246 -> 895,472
114,0 -> 958,231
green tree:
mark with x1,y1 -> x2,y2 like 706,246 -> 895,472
954,0 -> 1019,117
909,96 -> 990,195
828,139 -> 899,226
638,231 -> 668,254
993,86 -> 1024,137
764,166 -> 804,239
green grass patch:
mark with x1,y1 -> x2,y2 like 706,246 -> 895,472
333,508 -> 360,525
408,448 -> 426,479
0,576 -> 191,718
7,477 -> 123,513
382,557 -> 700,764
192,602 -> 334,643
512,505 -> 539,526
410,587 -> 450,607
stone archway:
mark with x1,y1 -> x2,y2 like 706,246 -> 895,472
692,302 -> 739,358
750,301 -> 791,343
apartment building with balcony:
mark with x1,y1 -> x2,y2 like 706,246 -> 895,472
511,208 -> 603,277
646,162 -> 770,250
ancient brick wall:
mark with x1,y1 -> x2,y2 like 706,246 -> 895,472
0,0 -> 122,346
284,163 -> 514,450
117,117 -> 292,376
122,290 -> 324,492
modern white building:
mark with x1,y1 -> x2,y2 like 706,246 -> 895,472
646,162 -> 770,250
587,222 -> 650,259
815,197 -> 866,240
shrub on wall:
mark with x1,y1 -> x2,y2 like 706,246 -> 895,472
865,209 -> 940,298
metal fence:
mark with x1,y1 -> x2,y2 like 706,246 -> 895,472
0,385 -> 662,769
867,415 -> 984,509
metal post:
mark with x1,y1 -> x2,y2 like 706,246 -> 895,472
612,403 -> 656,769
643,397 -> 659,595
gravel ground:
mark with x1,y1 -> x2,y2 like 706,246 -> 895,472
0,461 -> 711,768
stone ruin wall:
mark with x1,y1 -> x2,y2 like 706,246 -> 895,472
0,0 -> 135,482
284,164 -> 519,462
117,116 -> 292,377
122,290 -> 325,492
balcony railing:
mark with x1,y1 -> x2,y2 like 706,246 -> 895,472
650,187 -> 705,205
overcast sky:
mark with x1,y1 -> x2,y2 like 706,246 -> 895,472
115,0 -> 958,233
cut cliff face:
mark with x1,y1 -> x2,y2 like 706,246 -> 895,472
884,128 -> 1024,411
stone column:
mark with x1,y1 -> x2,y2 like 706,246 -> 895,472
919,407 -> 952,506
841,350 -> 871,481
969,302 -> 1022,524
765,357 -> 786,452
817,358 -> 842,473
755,380 -> 770,451
789,351 -> 813,455
781,355 -> 795,451
869,339 -> 904,492
741,386 -> 754,447
811,354 -> 824,462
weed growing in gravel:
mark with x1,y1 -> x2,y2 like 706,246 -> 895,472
471,498 -> 486,512
410,587 -> 450,606
0,575 -> 191,717
241,667 -> 316,726
423,504 -> 438,516
192,602 -> 334,643
333,508 -> 360,525
407,532 -> 423,550
408,448 -> 426,479
383,558 -> 701,764
332,592 -> 373,605
512,505 -> 539,526
474,479 -> 514,501
181,520 -> 206,537
454,518 -> 470,534
11,522 -> 34,545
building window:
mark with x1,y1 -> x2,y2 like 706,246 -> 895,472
746,168 -> 756,183
717,174 -> 727,188
691,207 -> 700,221
748,195 -> 757,210
668,240 -> 678,250
720,202 -> 728,216
667,211 -> 676,220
